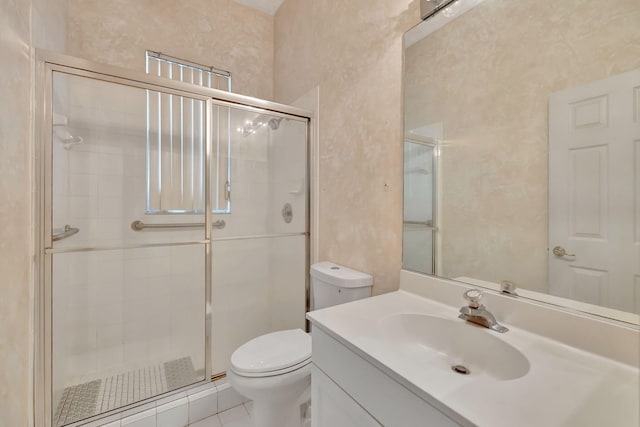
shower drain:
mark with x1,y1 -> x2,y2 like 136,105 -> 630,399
451,364 -> 471,375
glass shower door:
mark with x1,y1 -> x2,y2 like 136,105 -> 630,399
49,71 -> 209,426
210,106 -> 308,375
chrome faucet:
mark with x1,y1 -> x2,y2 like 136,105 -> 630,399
458,289 -> 508,333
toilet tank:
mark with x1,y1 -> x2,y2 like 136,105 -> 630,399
310,262 -> 373,310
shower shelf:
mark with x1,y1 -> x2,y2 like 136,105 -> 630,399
52,225 -> 79,241
405,167 -> 430,175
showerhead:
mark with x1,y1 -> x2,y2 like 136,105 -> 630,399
268,117 -> 283,130
238,115 -> 285,136
238,114 -> 282,136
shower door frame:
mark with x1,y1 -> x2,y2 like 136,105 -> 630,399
33,49 -> 312,427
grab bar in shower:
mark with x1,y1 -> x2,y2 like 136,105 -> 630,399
131,220 -> 226,231
52,225 -> 80,241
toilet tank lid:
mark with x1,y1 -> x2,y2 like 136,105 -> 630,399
310,262 -> 373,288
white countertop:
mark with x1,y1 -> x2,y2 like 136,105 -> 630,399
307,290 -> 640,427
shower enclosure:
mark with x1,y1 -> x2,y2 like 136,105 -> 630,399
35,51 -> 310,427
402,139 -> 437,275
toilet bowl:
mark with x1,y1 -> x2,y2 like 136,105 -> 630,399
227,329 -> 311,427
228,262 -> 373,427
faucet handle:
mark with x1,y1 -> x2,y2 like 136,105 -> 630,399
463,289 -> 483,308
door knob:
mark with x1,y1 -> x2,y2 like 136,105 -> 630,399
552,246 -> 575,257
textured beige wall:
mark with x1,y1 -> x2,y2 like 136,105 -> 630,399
33,0 -> 69,51
0,2 -> 33,424
68,0 -> 274,100
274,1 -> 421,295
405,0 -> 640,292
0,0 -> 67,424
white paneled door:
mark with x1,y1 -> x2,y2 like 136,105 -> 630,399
549,68 -> 640,312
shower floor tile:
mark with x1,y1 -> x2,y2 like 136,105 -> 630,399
54,356 -> 197,426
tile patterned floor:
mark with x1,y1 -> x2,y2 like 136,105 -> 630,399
189,403 -> 251,427
55,357 -> 197,426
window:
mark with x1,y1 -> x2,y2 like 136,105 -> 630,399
145,51 -> 231,214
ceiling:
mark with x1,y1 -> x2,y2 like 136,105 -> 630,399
232,0 -> 285,15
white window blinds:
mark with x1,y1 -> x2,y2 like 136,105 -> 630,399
145,51 -> 231,214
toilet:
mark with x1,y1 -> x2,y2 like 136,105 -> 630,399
227,261 -> 373,427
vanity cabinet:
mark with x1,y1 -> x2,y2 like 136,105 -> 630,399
312,365 -> 381,427
311,326 -> 461,427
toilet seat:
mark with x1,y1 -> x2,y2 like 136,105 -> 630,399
230,329 -> 311,378
232,357 -> 311,378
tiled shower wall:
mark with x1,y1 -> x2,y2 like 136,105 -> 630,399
267,120 -> 307,333
210,116 -> 307,375
63,0 -> 307,382
51,74 -> 307,397
51,76 -> 207,399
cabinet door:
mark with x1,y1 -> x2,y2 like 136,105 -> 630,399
312,365 -> 382,427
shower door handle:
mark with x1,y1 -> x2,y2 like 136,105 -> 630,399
225,181 -> 231,201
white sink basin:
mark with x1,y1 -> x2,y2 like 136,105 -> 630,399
378,313 -> 530,380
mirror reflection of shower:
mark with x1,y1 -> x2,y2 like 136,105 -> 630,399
403,138 -> 438,275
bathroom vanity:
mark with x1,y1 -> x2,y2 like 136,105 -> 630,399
307,271 -> 640,427
311,323 -> 461,426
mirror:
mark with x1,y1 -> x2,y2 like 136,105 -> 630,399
403,0 -> 640,321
